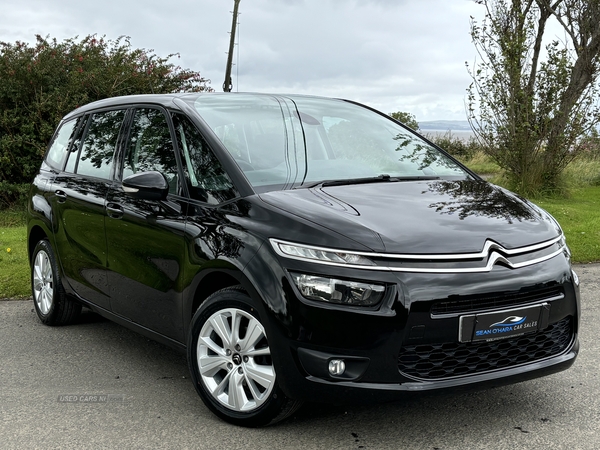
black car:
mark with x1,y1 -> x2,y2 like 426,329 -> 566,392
27,93 -> 580,427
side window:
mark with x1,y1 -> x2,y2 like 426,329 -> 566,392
123,108 -> 179,195
64,115 -> 88,173
172,113 -> 239,204
76,109 -> 126,179
45,118 -> 79,170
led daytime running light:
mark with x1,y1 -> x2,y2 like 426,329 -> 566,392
273,241 -> 375,266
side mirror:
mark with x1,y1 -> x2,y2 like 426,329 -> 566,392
122,171 -> 169,201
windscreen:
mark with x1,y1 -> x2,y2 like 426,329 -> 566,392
191,94 -> 469,192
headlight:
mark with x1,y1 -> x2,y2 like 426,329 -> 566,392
559,234 -> 571,261
291,273 -> 385,306
270,239 -> 376,267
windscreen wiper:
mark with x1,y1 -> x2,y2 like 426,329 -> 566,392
299,174 -> 440,189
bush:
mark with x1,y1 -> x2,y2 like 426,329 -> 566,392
427,131 -> 483,161
0,182 -> 29,210
562,157 -> 600,188
577,132 -> 600,161
0,34 -> 211,208
389,111 -> 419,131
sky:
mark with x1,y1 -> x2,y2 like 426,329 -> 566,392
0,0 -> 486,121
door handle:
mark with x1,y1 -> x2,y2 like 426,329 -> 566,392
106,203 -> 124,219
55,190 -> 67,203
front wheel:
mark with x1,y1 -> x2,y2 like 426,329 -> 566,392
31,239 -> 81,325
187,287 -> 302,427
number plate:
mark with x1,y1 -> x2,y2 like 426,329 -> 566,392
459,304 -> 550,343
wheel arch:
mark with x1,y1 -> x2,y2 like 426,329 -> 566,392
183,267 -> 262,337
28,224 -> 49,263
182,250 -> 288,342
190,269 -> 242,314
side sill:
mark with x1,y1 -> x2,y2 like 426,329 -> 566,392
75,296 -> 187,354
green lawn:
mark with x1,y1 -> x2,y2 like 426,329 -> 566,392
0,226 -> 30,298
1,185 -> 599,298
534,186 -> 600,263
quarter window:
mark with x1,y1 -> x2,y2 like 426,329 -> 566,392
45,118 -> 79,170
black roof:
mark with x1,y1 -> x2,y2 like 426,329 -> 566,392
61,92 -> 356,121
63,93 -> 199,120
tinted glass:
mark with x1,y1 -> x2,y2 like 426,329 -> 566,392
76,110 -> 126,179
64,115 -> 88,173
123,108 -> 179,195
172,113 -> 238,204
190,94 -> 468,192
46,118 -> 79,170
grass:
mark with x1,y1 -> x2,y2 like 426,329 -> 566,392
463,151 -> 502,176
561,158 -> 600,187
0,206 -> 27,227
0,226 -> 30,299
534,186 -> 600,263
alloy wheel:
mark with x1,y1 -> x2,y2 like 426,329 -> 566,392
33,250 -> 53,315
196,307 -> 275,412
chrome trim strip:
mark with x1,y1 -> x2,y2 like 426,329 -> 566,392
269,237 -> 564,274
270,235 -> 562,261
431,293 -> 564,319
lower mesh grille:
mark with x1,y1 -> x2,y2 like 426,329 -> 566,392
398,317 -> 572,380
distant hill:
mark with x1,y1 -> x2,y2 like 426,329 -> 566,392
418,120 -> 471,131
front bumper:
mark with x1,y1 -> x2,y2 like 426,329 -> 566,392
280,341 -> 578,406
256,248 -> 580,403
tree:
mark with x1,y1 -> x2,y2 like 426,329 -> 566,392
0,34 -> 211,205
389,111 -> 420,131
467,0 -> 600,195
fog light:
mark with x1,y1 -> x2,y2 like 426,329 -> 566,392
328,359 -> 346,376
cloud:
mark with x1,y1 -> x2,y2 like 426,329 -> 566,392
0,0 -> 483,120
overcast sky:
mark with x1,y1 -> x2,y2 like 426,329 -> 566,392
1,0 -> 486,121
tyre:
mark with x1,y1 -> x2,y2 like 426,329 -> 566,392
31,239 -> 81,325
187,287 -> 302,427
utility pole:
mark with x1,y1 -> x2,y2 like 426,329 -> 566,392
223,0 -> 241,92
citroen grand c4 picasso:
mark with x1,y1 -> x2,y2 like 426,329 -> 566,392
27,93 -> 580,426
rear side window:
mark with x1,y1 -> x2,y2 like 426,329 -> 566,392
45,118 -> 79,170
76,109 -> 126,179
122,108 -> 179,195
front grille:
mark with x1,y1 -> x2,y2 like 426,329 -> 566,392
398,316 -> 572,380
430,287 -> 564,316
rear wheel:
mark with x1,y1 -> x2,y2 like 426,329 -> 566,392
187,287 -> 302,427
31,240 -> 81,325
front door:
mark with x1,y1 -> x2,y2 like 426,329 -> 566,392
105,107 -> 186,341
